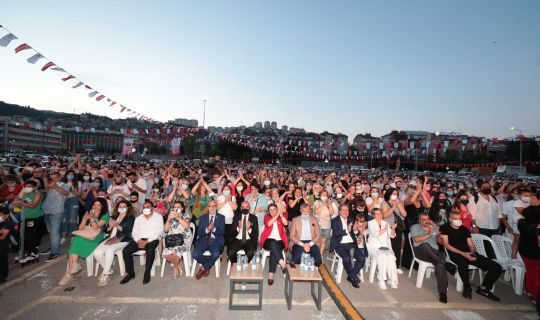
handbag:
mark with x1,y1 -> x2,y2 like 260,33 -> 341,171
165,233 -> 184,248
393,212 -> 406,233
73,226 -> 99,240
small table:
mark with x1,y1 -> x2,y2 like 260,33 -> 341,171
229,263 -> 264,310
284,265 -> 323,311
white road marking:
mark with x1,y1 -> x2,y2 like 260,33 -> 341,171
0,255 -> 66,292
443,310 -> 486,320
27,270 -> 52,290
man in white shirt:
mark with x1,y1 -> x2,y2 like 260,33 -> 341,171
467,181 -> 503,258
329,204 -> 365,288
120,200 -> 164,285
127,172 -> 147,205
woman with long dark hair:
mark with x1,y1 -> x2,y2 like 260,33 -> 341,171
61,169 -> 81,243
59,198 -> 109,286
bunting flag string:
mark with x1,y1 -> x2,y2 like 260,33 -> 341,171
0,24 -> 158,125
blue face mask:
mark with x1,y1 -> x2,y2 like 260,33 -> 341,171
67,175 -> 74,181
447,191 -> 454,197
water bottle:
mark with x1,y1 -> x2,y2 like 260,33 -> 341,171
254,251 -> 260,265
251,256 -> 257,271
300,252 -> 306,271
236,253 -> 242,271
309,257 -> 315,272
242,255 -> 248,270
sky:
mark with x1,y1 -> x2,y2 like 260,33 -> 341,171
1,1 -> 539,141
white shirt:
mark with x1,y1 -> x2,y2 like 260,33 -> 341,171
107,184 -> 130,204
236,214 -> 253,240
340,217 -> 354,244
510,199 -> 528,233
217,194 -> 235,224
131,212 -> 164,242
467,194 -> 503,230
127,178 -> 147,204
269,221 -> 281,240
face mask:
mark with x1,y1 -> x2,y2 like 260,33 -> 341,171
521,196 -> 531,203
83,176 -> 90,181
264,180 -> 271,187
241,208 -> 249,215
460,199 -> 469,205
153,189 -> 159,193
0,216 -> 5,223
59,171 -> 66,176
355,187 -> 362,194
447,191 -> 454,197
313,191 -> 319,197
23,187 -> 33,193
118,207 -> 127,214
67,175 -> 74,181
451,219 -> 463,227
98,195 -> 106,199
154,177 -> 159,183
371,192 -> 379,199
223,190 -> 231,196
481,188 -> 491,195
143,208 -> 152,215
390,195 -> 398,201
236,186 -> 243,192
181,184 -> 188,190
92,182 -> 100,188
320,196 -> 328,201
336,194 -> 343,199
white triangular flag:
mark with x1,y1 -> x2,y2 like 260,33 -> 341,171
27,53 -> 44,64
0,33 -> 17,47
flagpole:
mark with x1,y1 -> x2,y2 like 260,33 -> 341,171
201,97 -> 208,160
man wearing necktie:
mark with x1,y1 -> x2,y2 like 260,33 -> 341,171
193,200 -> 225,280
227,201 -> 259,264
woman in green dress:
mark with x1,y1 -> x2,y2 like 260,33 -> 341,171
58,198 -> 109,286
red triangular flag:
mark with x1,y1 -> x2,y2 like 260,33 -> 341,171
15,43 -> 31,53
96,95 -> 105,101
109,101 -> 116,107
120,106 -> 126,112
62,75 -> 75,81
41,62 -> 56,71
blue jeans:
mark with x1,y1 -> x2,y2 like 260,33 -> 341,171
62,197 -> 79,235
44,213 -> 63,255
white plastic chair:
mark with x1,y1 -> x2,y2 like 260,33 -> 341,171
160,223 -> 195,278
226,249 -> 246,276
190,250 -> 221,277
261,249 -> 286,270
492,234 -> 525,295
472,233 -> 514,293
330,252 -> 365,284
86,255 -> 95,277
116,242 -> 161,277
444,247 -> 480,292
407,235 -> 435,288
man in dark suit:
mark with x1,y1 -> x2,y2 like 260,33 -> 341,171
227,201 -> 259,263
193,200 -> 226,280
330,204 -> 365,288
290,203 -> 322,266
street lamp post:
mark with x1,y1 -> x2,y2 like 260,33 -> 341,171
510,127 -> 524,173
201,96 -> 208,159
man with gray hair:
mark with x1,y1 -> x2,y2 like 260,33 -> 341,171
290,203 -> 322,267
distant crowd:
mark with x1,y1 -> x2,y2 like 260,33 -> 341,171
0,155 -> 538,311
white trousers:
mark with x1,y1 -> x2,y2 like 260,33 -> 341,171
92,241 -> 129,275
373,249 -> 398,283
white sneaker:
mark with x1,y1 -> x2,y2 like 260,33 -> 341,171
60,237 -> 66,245
378,280 -> 387,290
396,268 -> 403,274
58,274 -> 73,286
390,282 -> 398,289
70,263 -> 83,275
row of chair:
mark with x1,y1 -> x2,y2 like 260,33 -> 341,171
408,233 -> 525,295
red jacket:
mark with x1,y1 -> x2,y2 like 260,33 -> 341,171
259,213 -> 289,251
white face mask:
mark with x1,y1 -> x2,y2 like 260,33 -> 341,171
118,207 -> 127,214
336,194 -> 343,199
0,216 -> 5,222
223,190 -> 231,196
320,196 -> 328,202
236,186 -> 243,192
181,184 -> 188,190
451,219 -> 463,227
143,208 -> 152,215
371,192 -> 379,199
390,195 -> 398,201
264,180 -> 271,186
23,187 -> 33,193
521,196 -> 531,203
